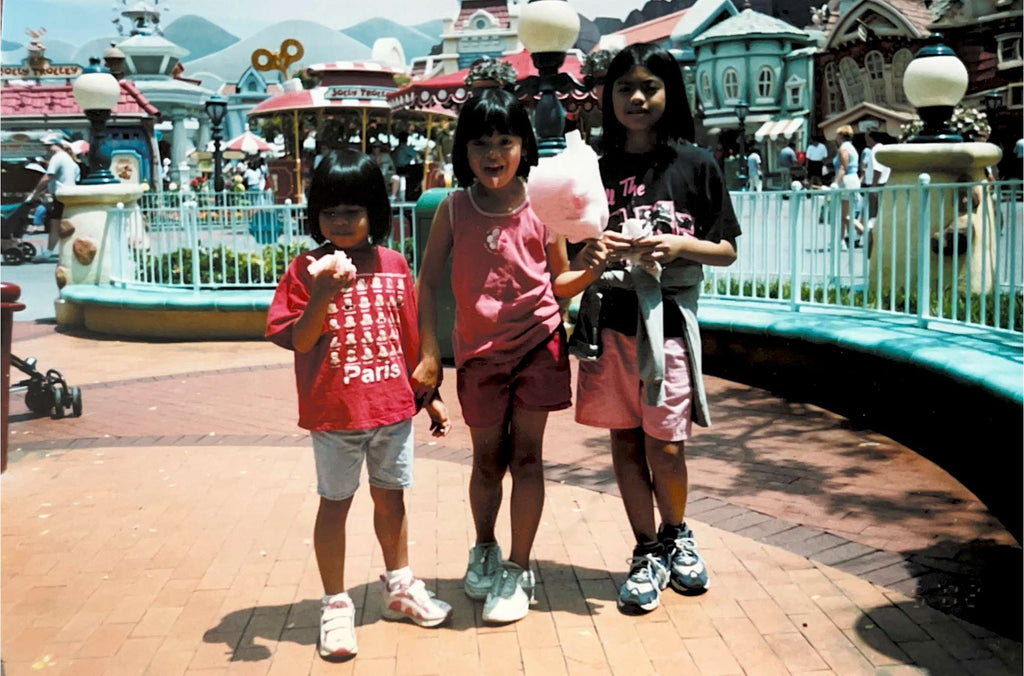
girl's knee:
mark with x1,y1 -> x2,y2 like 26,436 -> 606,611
645,438 -> 687,471
509,450 -> 543,482
318,495 -> 353,518
369,485 -> 406,512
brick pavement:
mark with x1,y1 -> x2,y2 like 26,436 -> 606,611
3,321 -> 1021,674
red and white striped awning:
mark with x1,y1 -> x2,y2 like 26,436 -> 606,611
387,49 -> 597,113
754,117 -> 805,142
248,86 -> 394,117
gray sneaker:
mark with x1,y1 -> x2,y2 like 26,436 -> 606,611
661,523 -> 710,593
482,562 -> 535,623
617,548 -> 670,614
463,542 -> 503,600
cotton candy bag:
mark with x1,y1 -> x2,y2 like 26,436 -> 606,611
526,130 -> 608,243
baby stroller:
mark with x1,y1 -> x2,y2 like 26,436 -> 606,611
1,199 -> 40,265
10,355 -> 82,420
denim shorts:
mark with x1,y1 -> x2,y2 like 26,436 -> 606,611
311,418 -> 414,501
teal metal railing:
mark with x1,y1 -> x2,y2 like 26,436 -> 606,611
108,179 -> 1023,335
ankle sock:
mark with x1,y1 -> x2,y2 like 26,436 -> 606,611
384,566 -> 413,590
633,540 -> 663,558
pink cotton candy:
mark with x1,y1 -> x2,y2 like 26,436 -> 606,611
527,131 -> 608,243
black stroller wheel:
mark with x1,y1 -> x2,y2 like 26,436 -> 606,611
25,383 -> 51,414
71,387 -> 83,417
19,242 -> 37,258
3,247 -> 25,265
51,386 -> 65,419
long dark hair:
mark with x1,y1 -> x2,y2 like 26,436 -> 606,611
452,88 -> 539,188
600,43 -> 694,156
306,148 -> 391,245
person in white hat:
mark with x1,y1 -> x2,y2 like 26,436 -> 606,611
28,132 -> 81,261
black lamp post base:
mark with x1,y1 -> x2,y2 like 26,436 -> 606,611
908,105 -> 963,144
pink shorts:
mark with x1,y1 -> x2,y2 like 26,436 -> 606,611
456,327 -> 572,429
575,330 -> 693,442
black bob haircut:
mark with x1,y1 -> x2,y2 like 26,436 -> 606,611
600,43 -> 695,156
306,148 -> 392,246
452,88 -> 539,188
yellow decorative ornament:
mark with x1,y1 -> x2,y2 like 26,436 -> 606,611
251,39 -> 304,79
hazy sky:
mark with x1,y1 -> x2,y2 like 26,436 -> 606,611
4,0 -> 649,46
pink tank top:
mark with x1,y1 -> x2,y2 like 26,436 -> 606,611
449,188 -> 562,367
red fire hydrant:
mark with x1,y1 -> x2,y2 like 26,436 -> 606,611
2,282 -> 26,473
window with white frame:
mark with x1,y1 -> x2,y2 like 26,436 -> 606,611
825,63 -> 843,113
864,51 -> 886,103
998,34 -> 1022,68
700,71 -> 714,107
839,57 -> 867,106
1009,83 -> 1023,109
756,66 -> 774,99
722,68 -> 740,100
892,49 -> 912,104
786,76 -> 804,108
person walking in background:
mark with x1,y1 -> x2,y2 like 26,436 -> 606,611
266,149 -> 453,662
832,125 -> 863,249
778,141 -> 798,186
746,147 -> 762,192
806,135 -> 828,187
567,43 -> 741,615
28,133 -> 80,262
414,89 -> 580,624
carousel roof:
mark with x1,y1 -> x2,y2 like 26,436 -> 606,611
388,49 -> 596,112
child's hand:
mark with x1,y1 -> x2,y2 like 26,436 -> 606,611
305,255 -> 355,298
577,237 -> 610,272
410,356 -> 442,403
424,394 -> 452,437
601,230 -> 637,264
632,234 -> 685,265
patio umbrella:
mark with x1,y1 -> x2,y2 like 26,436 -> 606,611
217,130 -> 274,154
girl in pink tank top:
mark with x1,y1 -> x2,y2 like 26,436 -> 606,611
413,89 -> 598,623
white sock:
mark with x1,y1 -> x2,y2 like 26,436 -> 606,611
322,590 -> 351,605
384,566 -> 413,590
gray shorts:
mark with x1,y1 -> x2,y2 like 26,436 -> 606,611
311,418 -> 414,501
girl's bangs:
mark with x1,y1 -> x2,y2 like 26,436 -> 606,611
463,99 -> 519,138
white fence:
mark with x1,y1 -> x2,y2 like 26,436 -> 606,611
109,179 -> 1023,335
707,178 -> 1023,334
109,192 -> 419,289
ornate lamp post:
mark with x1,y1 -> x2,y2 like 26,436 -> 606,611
735,99 -> 749,183
517,0 -> 584,157
72,59 -> 121,185
903,34 -> 968,143
204,93 -> 228,192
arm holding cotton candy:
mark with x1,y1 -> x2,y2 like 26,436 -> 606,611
292,251 -> 358,353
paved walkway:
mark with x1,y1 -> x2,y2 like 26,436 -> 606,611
2,321 -> 1021,675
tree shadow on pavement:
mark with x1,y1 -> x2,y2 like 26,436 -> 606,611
201,561 -> 620,662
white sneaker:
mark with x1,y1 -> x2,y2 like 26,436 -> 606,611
318,592 -> 357,661
464,542 -> 503,600
380,576 -> 452,627
482,562 -> 535,623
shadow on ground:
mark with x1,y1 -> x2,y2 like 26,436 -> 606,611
201,561 -> 619,662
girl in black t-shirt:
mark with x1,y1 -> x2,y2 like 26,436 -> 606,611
568,43 -> 741,615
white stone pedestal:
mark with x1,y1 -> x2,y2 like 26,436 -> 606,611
872,142 -> 1002,297
52,183 -> 145,326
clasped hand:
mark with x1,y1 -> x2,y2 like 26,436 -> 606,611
578,231 -> 686,271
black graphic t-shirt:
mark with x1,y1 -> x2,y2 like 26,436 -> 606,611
597,142 -> 741,336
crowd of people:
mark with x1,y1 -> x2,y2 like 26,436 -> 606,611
266,42 -> 739,662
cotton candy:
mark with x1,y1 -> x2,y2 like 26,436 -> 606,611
306,250 -> 357,283
526,131 -> 608,243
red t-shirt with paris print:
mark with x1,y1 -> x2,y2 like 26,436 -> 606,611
266,244 -> 419,432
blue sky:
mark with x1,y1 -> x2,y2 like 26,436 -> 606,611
4,0 -> 647,46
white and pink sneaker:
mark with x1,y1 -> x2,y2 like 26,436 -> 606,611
318,592 -> 357,661
380,576 -> 452,628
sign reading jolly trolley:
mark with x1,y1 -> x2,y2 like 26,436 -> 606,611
1,59 -> 83,80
